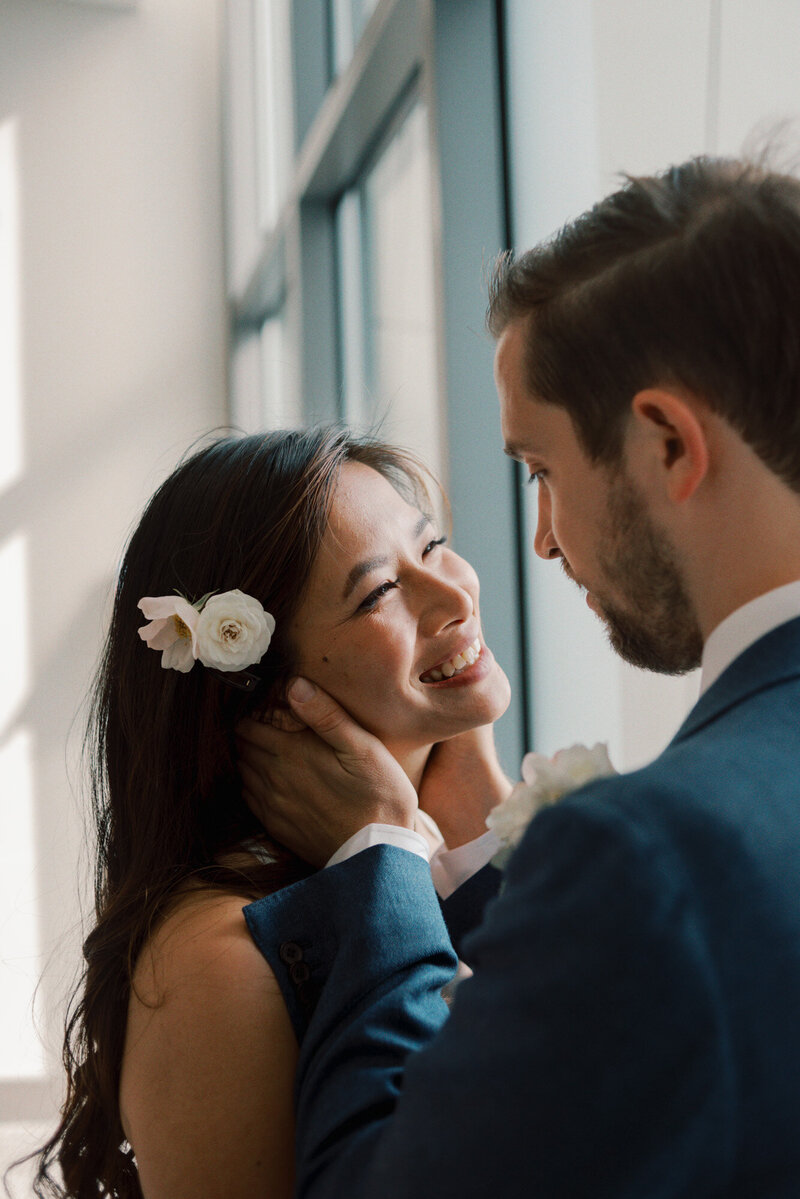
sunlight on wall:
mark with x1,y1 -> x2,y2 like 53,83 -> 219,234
0,728 -> 44,1080
0,119 -> 41,1081
0,119 -> 22,494
0,536 -> 42,1080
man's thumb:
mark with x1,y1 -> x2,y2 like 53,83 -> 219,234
287,677 -> 364,754
287,677 -> 318,706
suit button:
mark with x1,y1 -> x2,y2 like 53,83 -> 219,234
290,961 -> 310,984
279,941 -> 303,964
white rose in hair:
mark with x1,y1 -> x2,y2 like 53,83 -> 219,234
195,590 -> 275,671
486,743 -> 616,870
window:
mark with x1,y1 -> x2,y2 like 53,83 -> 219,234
337,98 -> 441,473
223,0 -> 530,771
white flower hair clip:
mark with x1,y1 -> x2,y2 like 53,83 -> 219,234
138,589 -> 276,691
486,743 -> 616,870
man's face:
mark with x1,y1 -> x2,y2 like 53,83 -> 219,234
495,320 -> 703,675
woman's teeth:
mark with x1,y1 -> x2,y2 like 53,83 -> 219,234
422,638 -> 482,683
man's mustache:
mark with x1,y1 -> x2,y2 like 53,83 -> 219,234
560,559 -> 579,587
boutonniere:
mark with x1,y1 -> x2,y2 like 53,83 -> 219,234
486,744 -> 616,869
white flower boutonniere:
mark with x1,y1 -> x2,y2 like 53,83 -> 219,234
486,743 -> 616,870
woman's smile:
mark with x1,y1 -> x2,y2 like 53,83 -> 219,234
419,637 -> 486,683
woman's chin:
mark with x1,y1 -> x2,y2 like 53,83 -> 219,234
472,660 -> 512,725
490,661 -> 512,718
437,659 -> 512,733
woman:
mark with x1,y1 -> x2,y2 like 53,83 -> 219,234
32,426 -> 510,1198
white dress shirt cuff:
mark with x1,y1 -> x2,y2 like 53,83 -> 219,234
326,823 -> 430,868
429,829 -> 501,899
325,823 -> 501,901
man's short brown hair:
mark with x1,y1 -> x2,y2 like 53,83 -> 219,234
488,157 -> 800,488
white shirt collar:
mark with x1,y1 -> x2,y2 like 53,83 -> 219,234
700,579 -> 800,694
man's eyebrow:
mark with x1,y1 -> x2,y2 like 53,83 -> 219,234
341,513 -> 432,601
503,442 -> 527,462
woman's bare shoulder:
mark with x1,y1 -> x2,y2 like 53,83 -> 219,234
121,889 -> 297,1198
130,887 -> 283,1009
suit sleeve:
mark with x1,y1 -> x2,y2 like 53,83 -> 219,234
244,783 -> 736,1199
439,860 -> 501,961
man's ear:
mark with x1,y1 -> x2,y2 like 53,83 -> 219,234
630,388 -> 710,504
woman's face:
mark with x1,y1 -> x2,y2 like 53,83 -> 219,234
289,463 -> 510,763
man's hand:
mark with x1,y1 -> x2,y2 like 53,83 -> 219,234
236,678 -> 418,867
419,725 -> 512,849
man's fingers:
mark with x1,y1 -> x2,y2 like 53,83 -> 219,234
287,678 -> 375,757
240,761 -> 294,831
241,781 -> 300,845
237,716 -> 290,753
257,706 -> 307,732
239,758 -> 269,803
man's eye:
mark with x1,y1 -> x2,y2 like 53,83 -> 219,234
358,580 -> 398,612
423,536 -> 447,555
526,471 -> 544,486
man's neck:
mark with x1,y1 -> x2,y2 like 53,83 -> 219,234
688,460 -> 800,642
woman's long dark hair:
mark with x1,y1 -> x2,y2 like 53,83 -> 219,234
27,426 -> 433,1198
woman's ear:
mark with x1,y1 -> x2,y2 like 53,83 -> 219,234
631,388 -> 710,504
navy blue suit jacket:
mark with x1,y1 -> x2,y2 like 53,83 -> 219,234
245,617 -> 800,1197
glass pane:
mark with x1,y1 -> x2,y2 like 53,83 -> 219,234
336,189 -> 367,425
330,0 -> 381,75
253,0 -> 293,229
360,101 -> 442,477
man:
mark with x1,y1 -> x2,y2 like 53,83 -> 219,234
239,157 -> 800,1196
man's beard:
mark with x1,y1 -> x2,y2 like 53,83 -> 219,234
576,472 -> 704,675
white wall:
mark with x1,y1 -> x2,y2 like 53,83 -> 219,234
505,0 -> 800,772
0,0 -> 227,1187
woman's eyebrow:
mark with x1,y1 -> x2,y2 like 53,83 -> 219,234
341,513 -> 431,601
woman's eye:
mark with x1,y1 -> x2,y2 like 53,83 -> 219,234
358,580 -> 398,612
356,537 -> 446,613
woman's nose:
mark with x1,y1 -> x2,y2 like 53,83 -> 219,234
532,486 -> 562,561
422,558 -> 476,631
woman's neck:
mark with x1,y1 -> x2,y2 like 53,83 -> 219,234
391,743 -> 434,793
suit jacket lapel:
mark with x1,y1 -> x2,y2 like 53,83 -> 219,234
672,614 -> 800,744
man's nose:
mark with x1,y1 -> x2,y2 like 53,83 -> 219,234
532,488 -> 562,561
